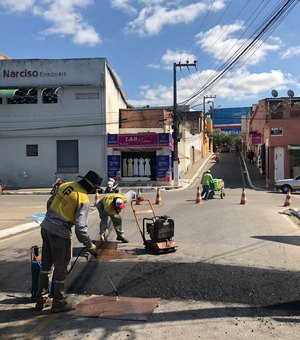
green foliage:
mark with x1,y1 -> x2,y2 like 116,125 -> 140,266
212,129 -> 241,148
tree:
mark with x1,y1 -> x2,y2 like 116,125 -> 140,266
212,129 -> 241,150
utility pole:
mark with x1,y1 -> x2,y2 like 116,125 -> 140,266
173,60 -> 197,186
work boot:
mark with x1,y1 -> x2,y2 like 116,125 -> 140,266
51,300 -> 75,313
35,297 -> 52,311
116,235 -> 129,243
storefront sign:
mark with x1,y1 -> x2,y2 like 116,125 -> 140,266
156,155 -> 171,182
118,133 -> 158,147
158,133 -> 171,146
107,155 -> 121,179
108,133 -> 172,148
0,59 -> 104,87
251,133 -> 262,144
107,134 -> 118,146
270,127 -> 283,136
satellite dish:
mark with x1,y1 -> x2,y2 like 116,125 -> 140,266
287,89 -> 294,98
271,89 -> 278,97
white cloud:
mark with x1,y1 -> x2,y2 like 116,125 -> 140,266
0,0 -> 101,46
196,21 -> 281,66
110,0 -> 137,15
281,45 -> 300,59
125,1 -> 226,37
33,0 -> 101,46
148,49 -> 197,70
0,0 -> 35,12
129,68 -> 298,107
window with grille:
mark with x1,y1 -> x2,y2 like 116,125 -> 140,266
26,144 -> 38,156
57,140 -> 78,173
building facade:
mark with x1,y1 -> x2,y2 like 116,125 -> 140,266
110,108 -> 203,186
249,96 -> 300,186
0,58 -> 128,188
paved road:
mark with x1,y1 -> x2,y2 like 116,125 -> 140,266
1,153 -> 300,339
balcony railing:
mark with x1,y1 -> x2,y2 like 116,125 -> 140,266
290,106 -> 300,117
270,111 -> 283,119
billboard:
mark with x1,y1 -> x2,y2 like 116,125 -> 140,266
213,107 -> 251,134
0,58 -> 105,87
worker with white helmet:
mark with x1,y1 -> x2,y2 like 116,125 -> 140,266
96,190 -> 142,243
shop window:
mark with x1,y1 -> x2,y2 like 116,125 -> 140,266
57,140 -> 78,173
25,88 -> 38,104
26,144 -> 38,157
42,88 -> 59,104
7,88 -> 38,104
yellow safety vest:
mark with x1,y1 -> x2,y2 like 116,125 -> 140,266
50,182 -> 90,223
102,193 -> 128,215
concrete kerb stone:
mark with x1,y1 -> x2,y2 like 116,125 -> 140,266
0,221 -> 40,239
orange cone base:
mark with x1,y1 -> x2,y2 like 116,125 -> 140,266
284,194 -> 291,207
195,187 -> 203,204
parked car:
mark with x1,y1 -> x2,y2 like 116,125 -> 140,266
274,175 -> 300,193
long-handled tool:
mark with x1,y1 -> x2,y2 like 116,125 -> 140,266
30,243 -> 97,299
107,275 -> 119,300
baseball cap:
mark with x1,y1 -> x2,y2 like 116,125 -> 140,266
115,198 -> 126,210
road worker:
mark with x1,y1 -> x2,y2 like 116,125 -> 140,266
35,170 -> 103,313
96,190 -> 143,243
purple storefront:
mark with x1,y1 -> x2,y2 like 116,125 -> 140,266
107,132 -> 172,185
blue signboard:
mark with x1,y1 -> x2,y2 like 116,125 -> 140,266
156,155 -> 171,179
107,134 -> 118,146
107,155 -> 121,178
213,107 -> 250,126
158,133 -> 171,146
221,127 -> 241,134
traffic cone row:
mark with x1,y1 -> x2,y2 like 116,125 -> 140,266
155,188 -> 163,205
195,186 -> 203,204
283,190 -> 291,207
94,189 -> 101,206
240,188 -> 247,205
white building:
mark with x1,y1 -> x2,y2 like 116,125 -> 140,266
0,58 -> 129,188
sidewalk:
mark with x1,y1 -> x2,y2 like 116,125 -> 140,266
242,156 -> 267,190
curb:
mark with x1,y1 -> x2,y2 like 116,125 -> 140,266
0,221 -> 40,239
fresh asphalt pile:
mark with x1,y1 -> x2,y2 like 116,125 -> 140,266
104,261 -> 300,309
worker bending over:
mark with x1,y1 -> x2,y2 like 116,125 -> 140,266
96,190 -> 143,243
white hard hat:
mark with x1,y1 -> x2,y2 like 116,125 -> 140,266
115,198 -> 126,210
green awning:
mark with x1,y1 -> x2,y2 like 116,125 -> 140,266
0,89 -> 19,98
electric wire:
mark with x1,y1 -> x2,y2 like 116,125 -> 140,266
180,0 -> 298,107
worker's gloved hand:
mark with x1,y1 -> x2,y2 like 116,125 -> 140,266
137,195 -> 144,202
87,242 -> 97,258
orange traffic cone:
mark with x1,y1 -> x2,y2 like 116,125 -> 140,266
284,191 -> 291,207
155,188 -> 163,205
196,187 -> 203,204
94,189 -> 101,206
240,188 -> 247,205
136,188 -> 142,205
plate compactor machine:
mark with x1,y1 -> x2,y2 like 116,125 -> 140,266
131,199 -> 177,253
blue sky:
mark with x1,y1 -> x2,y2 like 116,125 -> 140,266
1,0 -> 300,110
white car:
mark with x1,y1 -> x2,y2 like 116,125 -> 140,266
274,175 -> 300,193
